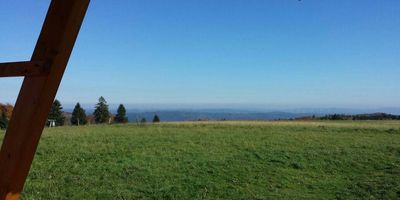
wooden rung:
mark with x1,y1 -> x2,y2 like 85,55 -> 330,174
0,61 -> 48,77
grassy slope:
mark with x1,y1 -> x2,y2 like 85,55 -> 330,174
1,121 -> 400,199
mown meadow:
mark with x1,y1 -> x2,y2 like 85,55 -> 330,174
1,121 -> 399,199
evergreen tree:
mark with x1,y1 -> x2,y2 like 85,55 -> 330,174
152,114 -> 160,123
48,99 -> 65,126
93,96 -> 110,124
114,104 -> 128,123
71,102 -> 87,125
0,111 -> 8,130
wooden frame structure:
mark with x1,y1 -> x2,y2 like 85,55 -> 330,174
0,1 -> 90,199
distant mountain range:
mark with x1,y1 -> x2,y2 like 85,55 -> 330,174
126,111 -> 315,122
122,107 -> 400,122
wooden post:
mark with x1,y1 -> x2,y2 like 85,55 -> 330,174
0,0 -> 90,199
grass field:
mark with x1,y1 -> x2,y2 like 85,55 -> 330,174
1,121 -> 400,199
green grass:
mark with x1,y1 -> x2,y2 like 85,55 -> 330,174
1,121 -> 400,199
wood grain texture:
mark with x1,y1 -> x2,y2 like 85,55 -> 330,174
0,61 -> 48,77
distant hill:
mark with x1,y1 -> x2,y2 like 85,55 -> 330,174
126,110 -> 313,122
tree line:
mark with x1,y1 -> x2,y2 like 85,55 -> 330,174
319,113 -> 400,120
47,96 -> 160,126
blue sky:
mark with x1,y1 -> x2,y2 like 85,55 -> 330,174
1,0 -> 399,109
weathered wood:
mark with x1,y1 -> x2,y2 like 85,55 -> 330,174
0,0 -> 90,199
0,61 -> 48,77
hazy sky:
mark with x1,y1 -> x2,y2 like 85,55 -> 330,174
1,0 -> 399,109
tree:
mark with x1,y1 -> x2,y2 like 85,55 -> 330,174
93,96 -> 110,124
0,111 -> 8,130
140,117 -> 147,124
0,103 -> 13,119
114,104 -> 128,123
71,102 -> 87,125
48,99 -> 65,126
152,114 -> 160,123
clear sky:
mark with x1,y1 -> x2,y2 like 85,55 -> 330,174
1,0 -> 399,109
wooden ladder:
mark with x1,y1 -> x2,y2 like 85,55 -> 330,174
0,1 -> 90,199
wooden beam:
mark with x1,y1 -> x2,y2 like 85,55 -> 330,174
0,61 -> 48,77
0,0 -> 90,199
